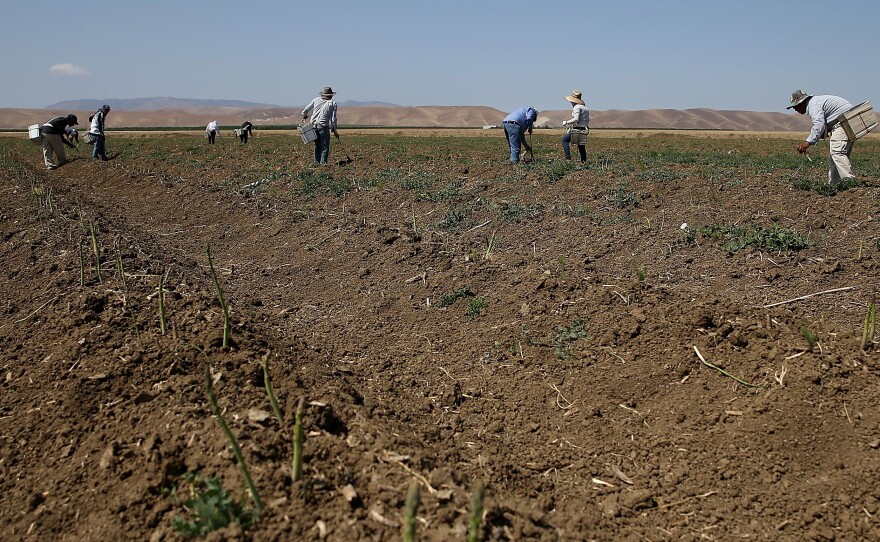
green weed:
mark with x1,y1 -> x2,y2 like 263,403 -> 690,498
436,204 -> 472,233
801,325 -> 818,351
499,201 -> 543,222
541,160 -> 576,184
170,473 -> 256,538
294,170 -> 354,199
793,177 -> 864,196
698,224 -> 811,253
438,285 -> 474,308
552,196 -> 591,217
605,182 -> 640,209
467,297 -> 487,318
554,320 -> 589,359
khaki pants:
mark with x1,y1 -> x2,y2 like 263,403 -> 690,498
828,124 -> 854,185
41,133 -> 67,169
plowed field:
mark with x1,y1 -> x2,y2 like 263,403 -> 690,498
2,131 -> 880,541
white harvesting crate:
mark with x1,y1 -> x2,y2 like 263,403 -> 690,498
28,124 -> 42,144
298,123 -> 317,144
838,101 -> 877,140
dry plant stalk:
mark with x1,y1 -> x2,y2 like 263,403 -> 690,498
693,345 -> 760,388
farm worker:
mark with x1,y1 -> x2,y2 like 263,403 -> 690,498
561,90 -> 590,163
302,86 -> 339,164
40,114 -> 78,170
787,90 -> 856,185
65,126 -> 79,144
502,107 -> 537,163
205,120 -> 221,145
238,121 -> 254,144
89,105 -> 111,161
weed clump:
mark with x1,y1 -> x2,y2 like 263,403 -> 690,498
438,285 -> 474,308
170,473 -> 257,538
793,177 -> 863,196
698,224 -> 811,253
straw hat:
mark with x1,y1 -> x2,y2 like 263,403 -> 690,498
565,90 -> 585,105
320,86 -> 337,98
786,90 -> 811,109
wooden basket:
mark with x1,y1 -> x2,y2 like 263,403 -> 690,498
838,101 -> 877,140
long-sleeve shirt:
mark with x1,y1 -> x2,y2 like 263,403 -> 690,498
42,116 -> 71,135
563,104 -> 590,129
503,107 -> 537,130
805,95 -> 853,144
90,111 -> 107,136
206,121 -> 220,133
302,97 -> 338,130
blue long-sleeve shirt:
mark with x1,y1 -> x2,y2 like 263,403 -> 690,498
503,107 -> 537,130
805,95 -> 853,144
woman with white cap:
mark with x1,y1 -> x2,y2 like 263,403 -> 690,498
561,90 -> 589,163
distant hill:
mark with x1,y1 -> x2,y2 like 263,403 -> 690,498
46,97 -> 403,111
0,104 -> 821,132
45,97 -> 282,111
339,100 -> 401,107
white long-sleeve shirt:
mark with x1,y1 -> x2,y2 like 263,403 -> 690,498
302,97 -> 338,130
805,95 -> 853,144
562,104 -> 590,129
206,121 -> 220,133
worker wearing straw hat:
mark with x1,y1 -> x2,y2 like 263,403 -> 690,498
302,86 -> 339,164
561,90 -> 589,163
787,90 -> 856,185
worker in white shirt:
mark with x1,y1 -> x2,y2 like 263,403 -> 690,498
205,120 -> 221,145
787,90 -> 856,185
301,87 -> 339,164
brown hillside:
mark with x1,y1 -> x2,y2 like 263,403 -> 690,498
0,105 -> 814,131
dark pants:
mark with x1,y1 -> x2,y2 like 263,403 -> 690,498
562,131 -> 586,163
239,132 -> 248,143
92,135 -> 108,160
208,130 -> 217,144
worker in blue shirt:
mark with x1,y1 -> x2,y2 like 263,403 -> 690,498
502,107 -> 537,163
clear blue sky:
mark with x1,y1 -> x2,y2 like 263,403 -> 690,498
2,0 -> 878,113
